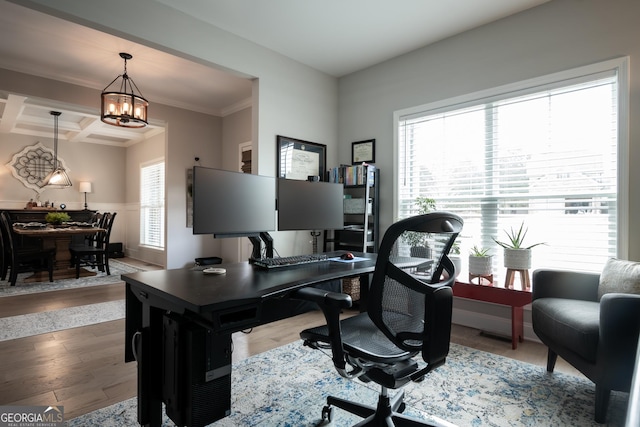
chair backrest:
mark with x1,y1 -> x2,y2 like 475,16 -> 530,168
99,212 -> 117,248
368,212 -> 463,366
0,211 -> 16,255
92,212 -> 109,249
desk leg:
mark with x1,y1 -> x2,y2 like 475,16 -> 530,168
511,306 -> 524,350
138,304 -> 164,427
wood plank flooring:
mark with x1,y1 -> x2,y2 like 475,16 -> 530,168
0,258 -> 582,421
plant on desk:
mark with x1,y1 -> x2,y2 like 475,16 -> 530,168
45,212 -> 71,226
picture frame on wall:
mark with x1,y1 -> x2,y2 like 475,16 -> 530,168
351,139 -> 375,164
277,135 -> 327,181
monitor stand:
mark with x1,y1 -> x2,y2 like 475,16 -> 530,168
248,232 -> 274,262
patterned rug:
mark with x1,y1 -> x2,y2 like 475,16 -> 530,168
0,300 -> 125,341
0,259 -> 143,297
0,259 -> 142,341
68,342 -> 629,427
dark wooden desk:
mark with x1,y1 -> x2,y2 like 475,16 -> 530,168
13,225 -> 105,280
123,252 -> 377,427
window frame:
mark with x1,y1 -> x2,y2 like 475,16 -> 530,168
140,158 -> 165,250
393,57 -> 630,263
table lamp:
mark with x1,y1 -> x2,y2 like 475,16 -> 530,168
79,181 -> 92,210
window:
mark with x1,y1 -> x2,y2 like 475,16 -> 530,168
395,59 -> 628,272
140,160 -> 165,249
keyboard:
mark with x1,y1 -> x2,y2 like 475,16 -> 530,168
253,253 -> 329,269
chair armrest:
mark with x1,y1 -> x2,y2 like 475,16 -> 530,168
289,287 -> 352,372
422,285 -> 453,369
289,287 -> 352,309
599,293 -> 640,361
532,269 -> 600,302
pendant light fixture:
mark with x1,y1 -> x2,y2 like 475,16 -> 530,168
43,111 -> 72,187
101,52 -> 148,128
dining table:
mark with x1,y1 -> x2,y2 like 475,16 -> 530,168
12,222 -> 106,281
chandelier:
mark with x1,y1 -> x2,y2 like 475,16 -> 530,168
101,52 -> 148,128
43,111 -> 72,187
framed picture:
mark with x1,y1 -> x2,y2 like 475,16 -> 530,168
351,139 -> 375,164
277,135 -> 327,181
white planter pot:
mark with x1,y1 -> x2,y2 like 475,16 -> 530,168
469,255 -> 493,275
449,255 -> 462,278
503,248 -> 532,269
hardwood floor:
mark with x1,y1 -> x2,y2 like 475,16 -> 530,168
0,258 -> 582,420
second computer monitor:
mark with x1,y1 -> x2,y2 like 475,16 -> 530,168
277,178 -> 344,231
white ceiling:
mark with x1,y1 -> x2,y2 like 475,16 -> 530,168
0,0 -> 549,146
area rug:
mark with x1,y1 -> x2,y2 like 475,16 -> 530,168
0,259 -> 143,297
0,300 -> 124,341
67,342 -> 629,427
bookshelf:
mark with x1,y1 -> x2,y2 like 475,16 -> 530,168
325,164 -> 379,253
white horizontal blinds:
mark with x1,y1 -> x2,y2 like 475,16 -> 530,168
398,72 -> 618,272
140,160 -> 165,249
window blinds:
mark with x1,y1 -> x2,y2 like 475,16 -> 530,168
398,72 -> 618,272
140,161 -> 165,249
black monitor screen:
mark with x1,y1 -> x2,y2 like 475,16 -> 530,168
192,166 -> 276,236
277,178 -> 344,231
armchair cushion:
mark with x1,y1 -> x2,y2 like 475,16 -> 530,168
532,298 -> 600,362
598,258 -> 640,300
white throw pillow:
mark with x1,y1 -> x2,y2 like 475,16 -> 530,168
598,258 -> 640,300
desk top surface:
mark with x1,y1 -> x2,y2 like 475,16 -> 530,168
122,252 -> 377,314
13,225 -> 105,236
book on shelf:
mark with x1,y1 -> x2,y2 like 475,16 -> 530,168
328,164 -> 376,186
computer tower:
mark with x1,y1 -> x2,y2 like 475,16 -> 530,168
162,313 -> 232,427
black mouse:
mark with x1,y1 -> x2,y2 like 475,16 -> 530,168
340,252 -> 354,260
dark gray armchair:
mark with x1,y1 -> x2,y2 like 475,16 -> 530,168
532,260 -> 640,423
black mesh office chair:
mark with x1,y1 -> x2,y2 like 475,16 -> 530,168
292,212 -> 463,426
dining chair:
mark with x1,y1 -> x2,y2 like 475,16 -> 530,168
68,212 -> 116,278
0,211 -> 55,286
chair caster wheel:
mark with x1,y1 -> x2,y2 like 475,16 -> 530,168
398,402 -> 406,413
321,405 -> 334,423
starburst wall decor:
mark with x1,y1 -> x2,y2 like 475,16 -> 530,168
6,142 -> 71,193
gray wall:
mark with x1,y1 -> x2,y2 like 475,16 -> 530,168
338,0 -> 640,263
337,0 -> 640,339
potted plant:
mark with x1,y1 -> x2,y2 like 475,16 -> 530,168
468,245 -> 493,276
445,239 -> 462,278
402,197 -> 436,258
492,222 -> 545,270
45,212 -> 71,226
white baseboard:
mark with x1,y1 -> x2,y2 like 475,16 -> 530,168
452,307 -> 540,344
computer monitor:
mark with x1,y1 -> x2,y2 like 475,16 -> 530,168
277,178 -> 344,231
192,166 -> 276,236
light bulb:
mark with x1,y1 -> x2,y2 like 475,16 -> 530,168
49,172 -> 62,184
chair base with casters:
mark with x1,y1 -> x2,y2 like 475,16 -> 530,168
293,212 -> 463,427
321,388 -> 432,427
